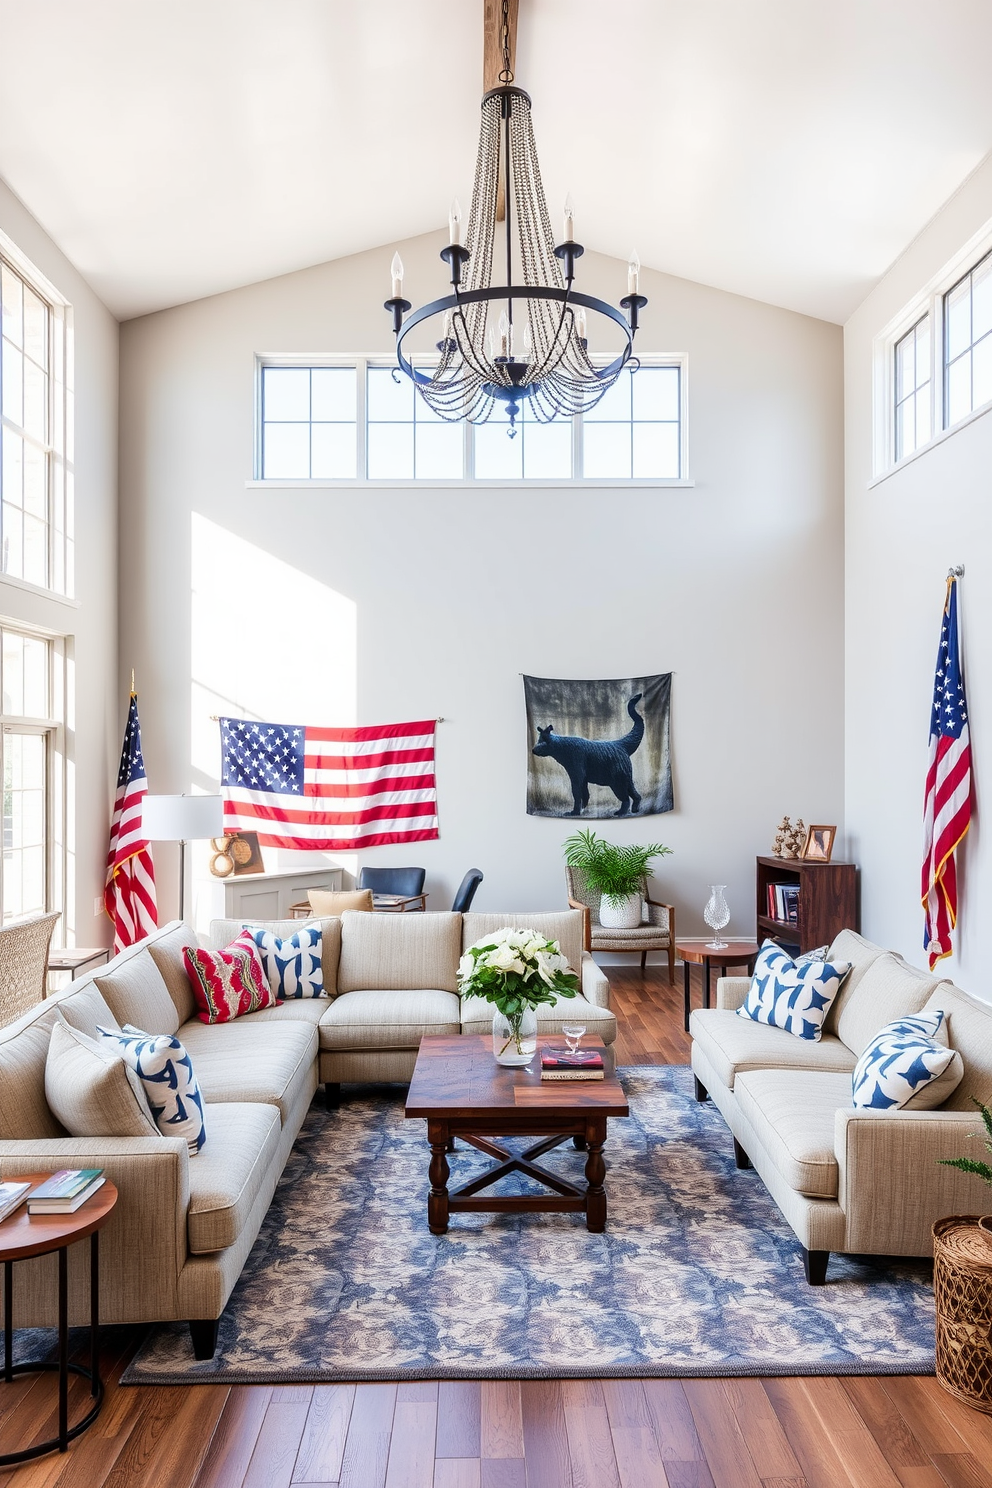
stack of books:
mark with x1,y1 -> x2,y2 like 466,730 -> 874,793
767,883 -> 800,925
540,1048 -> 605,1081
0,1180 -> 31,1224
27,1169 -> 105,1214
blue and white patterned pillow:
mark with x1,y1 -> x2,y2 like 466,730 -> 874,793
737,940 -> 851,1041
250,926 -> 325,999
852,1011 -> 961,1110
97,1024 -> 206,1154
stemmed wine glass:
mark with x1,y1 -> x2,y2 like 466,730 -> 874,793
562,1022 -> 586,1056
703,886 -> 730,949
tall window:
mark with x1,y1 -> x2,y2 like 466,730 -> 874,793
944,249 -> 992,429
894,316 -> 931,462
0,628 -> 58,923
257,358 -> 687,482
0,247 -> 71,594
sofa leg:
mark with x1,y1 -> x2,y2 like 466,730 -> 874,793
732,1137 -> 752,1170
325,1082 -> 341,1108
189,1318 -> 220,1360
693,1076 -> 709,1103
802,1248 -> 829,1286
640,950 -> 647,971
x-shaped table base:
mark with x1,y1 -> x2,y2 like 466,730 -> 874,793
425,1118 -> 609,1233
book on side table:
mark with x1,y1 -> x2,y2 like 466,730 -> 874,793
540,1048 -> 605,1081
0,1181 -> 31,1223
27,1168 -> 106,1213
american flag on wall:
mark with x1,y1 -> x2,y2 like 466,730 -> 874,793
105,693 -> 158,952
922,574 -> 972,969
219,717 -> 439,850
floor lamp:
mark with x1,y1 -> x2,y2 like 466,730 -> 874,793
142,795 -> 225,922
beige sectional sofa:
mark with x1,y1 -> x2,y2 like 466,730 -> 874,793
690,929 -> 992,1283
0,908 -> 610,1358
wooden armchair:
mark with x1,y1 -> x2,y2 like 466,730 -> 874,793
565,866 -> 675,978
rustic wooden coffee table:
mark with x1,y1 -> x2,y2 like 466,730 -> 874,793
405,1034 -> 629,1234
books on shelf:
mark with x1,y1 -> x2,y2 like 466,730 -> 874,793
0,1181 -> 31,1224
540,1048 -> 605,1081
27,1168 -> 105,1213
766,882 -> 800,925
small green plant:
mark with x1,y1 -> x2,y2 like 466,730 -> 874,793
563,827 -> 672,900
939,1097 -> 992,1188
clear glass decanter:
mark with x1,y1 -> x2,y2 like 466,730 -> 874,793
703,885 -> 730,949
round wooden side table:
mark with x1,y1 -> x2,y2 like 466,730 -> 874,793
0,1174 -> 118,1463
677,938 -> 760,1031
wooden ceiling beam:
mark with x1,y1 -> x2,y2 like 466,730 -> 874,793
483,0 -> 519,221
483,0 -> 519,94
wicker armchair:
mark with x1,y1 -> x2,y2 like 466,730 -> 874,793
565,866 -> 675,977
0,911 -> 60,1028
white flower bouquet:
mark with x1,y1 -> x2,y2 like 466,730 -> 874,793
458,927 -> 579,1058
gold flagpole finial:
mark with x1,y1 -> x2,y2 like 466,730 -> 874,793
130,669 -> 136,696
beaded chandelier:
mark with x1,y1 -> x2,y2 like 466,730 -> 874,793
383,0 -> 646,435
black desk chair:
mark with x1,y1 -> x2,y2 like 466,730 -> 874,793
452,869 -> 483,913
358,867 -> 426,898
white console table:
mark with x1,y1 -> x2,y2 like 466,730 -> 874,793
196,867 -> 343,927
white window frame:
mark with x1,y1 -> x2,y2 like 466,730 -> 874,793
872,216 -> 992,484
0,621 -> 67,932
251,353 -> 692,487
0,228 -> 73,597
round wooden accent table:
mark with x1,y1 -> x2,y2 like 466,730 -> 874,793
676,938 -> 760,1032
0,1174 -> 118,1463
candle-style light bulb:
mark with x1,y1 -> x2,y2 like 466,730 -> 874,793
498,309 -> 511,358
441,309 -> 454,346
520,324 -> 533,362
449,199 -> 462,247
390,252 -> 404,298
627,250 -> 640,296
563,192 -> 575,243
574,307 -> 587,342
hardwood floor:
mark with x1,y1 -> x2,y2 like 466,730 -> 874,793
1,965 -> 988,1488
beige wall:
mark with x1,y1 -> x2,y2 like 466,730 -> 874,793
845,155 -> 992,999
0,177 -> 118,948
119,231 -> 845,936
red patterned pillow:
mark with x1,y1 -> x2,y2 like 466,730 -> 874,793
183,933 -> 279,1024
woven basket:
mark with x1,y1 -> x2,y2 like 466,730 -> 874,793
933,1215 -> 992,1413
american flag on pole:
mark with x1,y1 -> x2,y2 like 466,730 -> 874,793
219,717 -> 439,850
105,693 -> 158,952
922,574 -> 972,969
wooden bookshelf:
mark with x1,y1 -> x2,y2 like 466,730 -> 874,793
755,855 -> 858,953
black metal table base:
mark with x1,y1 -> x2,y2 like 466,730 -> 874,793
1,1232 -> 102,1462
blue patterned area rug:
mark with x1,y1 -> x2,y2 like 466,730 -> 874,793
122,1066 -> 935,1384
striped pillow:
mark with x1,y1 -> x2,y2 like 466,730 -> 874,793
183,932 -> 278,1023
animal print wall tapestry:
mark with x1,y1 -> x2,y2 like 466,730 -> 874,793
523,673 -> 673,818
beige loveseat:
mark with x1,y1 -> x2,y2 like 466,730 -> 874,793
690,929 -> 992,1284
0,908 -> 610,1358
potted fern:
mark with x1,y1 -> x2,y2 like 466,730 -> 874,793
940,1097 -> 992,1239
563,827 -> 672,929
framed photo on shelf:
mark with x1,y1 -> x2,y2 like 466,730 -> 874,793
802,824 -> 836,863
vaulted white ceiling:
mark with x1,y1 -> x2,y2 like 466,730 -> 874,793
1,0 -> 990,323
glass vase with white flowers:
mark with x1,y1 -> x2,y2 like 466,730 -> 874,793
458,928 -> 580,1066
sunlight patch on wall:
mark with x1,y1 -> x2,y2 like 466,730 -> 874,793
189,512 -> 358,874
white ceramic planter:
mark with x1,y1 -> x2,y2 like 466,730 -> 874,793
599,892 -> 642,929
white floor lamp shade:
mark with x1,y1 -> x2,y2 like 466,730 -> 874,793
142,795 -> 225,921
